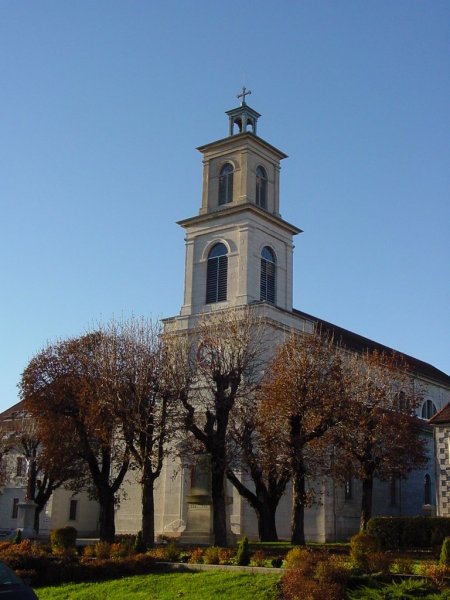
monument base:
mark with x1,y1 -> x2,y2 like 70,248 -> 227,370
17,500 -> 37,539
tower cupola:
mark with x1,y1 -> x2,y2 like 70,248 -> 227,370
226,87 -> 261,136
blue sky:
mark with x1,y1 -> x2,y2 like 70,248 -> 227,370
1,1 -> 449,411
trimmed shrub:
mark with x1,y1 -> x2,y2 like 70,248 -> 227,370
271,557 -> 283,568
218,547 -> 234,565
440,537 -> 450,565
422,562 -> 450,588
315,554 -> 350,586
82,544 -> 96,558
392,556 -> 415,574
284,547 -> 316,575
350,532 -> 380,571
250,549 -> 266,567
50,526 -> 77,551
282,567 -> 345,600
235,535 -> 250,566
366,551 -> 393,575
203,546 -> 220,565
188,547 -> 204,564
94,541 -> 111,559
164,542 -> 180,562
368,516 -> 450,549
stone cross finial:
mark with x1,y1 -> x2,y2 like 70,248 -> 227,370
237,86 -> 252,106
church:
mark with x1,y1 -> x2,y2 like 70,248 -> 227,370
1,92 -> 450,542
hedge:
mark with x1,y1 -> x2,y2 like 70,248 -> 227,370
367,517 -> 450,549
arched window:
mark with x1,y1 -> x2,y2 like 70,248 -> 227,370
218,164 -> 233,205
256,166 -> 267,209
344,477 -> 352,501
260,246 -> 276,303
206,243 -> 228,304
421,400 -> 437,420
424,474 -> 432,505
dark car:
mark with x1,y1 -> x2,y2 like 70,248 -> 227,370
0,561 -> 38,599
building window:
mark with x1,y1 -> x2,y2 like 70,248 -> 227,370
11,498 -> 19,519
218,163 -> 233,205
256,166 -> 267,209
16,457 -> 26,477
424,474 -> 432,505
390,477 -> 397,506
206,243 -> 228,303
260,246 -> 276,303
69,499 -> 78,521
421,400 -> 437,420
344,477 -> 352,501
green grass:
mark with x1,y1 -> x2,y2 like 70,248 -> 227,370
35,571 -> 281,600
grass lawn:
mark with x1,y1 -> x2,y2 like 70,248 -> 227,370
35,570 -> 281,600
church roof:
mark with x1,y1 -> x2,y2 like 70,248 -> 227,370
429,402 -> 450,425
293,308 -> 450,387
0,400 -> 27,422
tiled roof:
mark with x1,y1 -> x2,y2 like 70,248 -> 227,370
429,402 -> 450,425
293,308 -> 450,387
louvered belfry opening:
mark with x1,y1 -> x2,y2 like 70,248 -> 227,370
260,246 -> 276,303
206,243 -> 228,303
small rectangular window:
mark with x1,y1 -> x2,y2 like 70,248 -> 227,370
12,498 -> 19,519
16,457 -> 26,477
69,499 -> 78,521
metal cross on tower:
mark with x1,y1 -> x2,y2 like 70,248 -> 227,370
237,86 -> 251,106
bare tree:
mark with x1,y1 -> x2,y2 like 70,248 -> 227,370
94,317 -> 186,547
226,395 -> 291,541
179,306 -> 266,546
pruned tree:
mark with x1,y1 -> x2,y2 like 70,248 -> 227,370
94,317 -> 187,547
180,306 -> 266,546
226,395 -> 291,541
21,333 -> 131,542
333,349 -> 427,531
260,330 -> 350,545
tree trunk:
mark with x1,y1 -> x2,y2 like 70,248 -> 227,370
360,476 -> 373,531
33,505 -> 43,535
98,490 -> 116,542
257,501 -> 278,542
141,471 -> 156,548
211,457 -> 228,546
291,470 -> 306,545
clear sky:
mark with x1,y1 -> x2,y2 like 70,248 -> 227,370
1,1 -> 449,412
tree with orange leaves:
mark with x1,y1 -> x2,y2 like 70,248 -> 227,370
333,349 -> 427,531
260,330 -> 350,545
21,333 -> 131,542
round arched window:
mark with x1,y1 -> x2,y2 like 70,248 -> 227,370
260,246 -> 276,303
218,164 -> 233,205
256,166 -> 267,209
421,399 -> 437,420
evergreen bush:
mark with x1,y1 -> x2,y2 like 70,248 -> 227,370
12,530 -> 22,544
133,530 -> 146,554
440,536 -> 450,565
235,535 -> 250,566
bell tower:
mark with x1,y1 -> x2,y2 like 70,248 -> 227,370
178,91 -> 302,318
